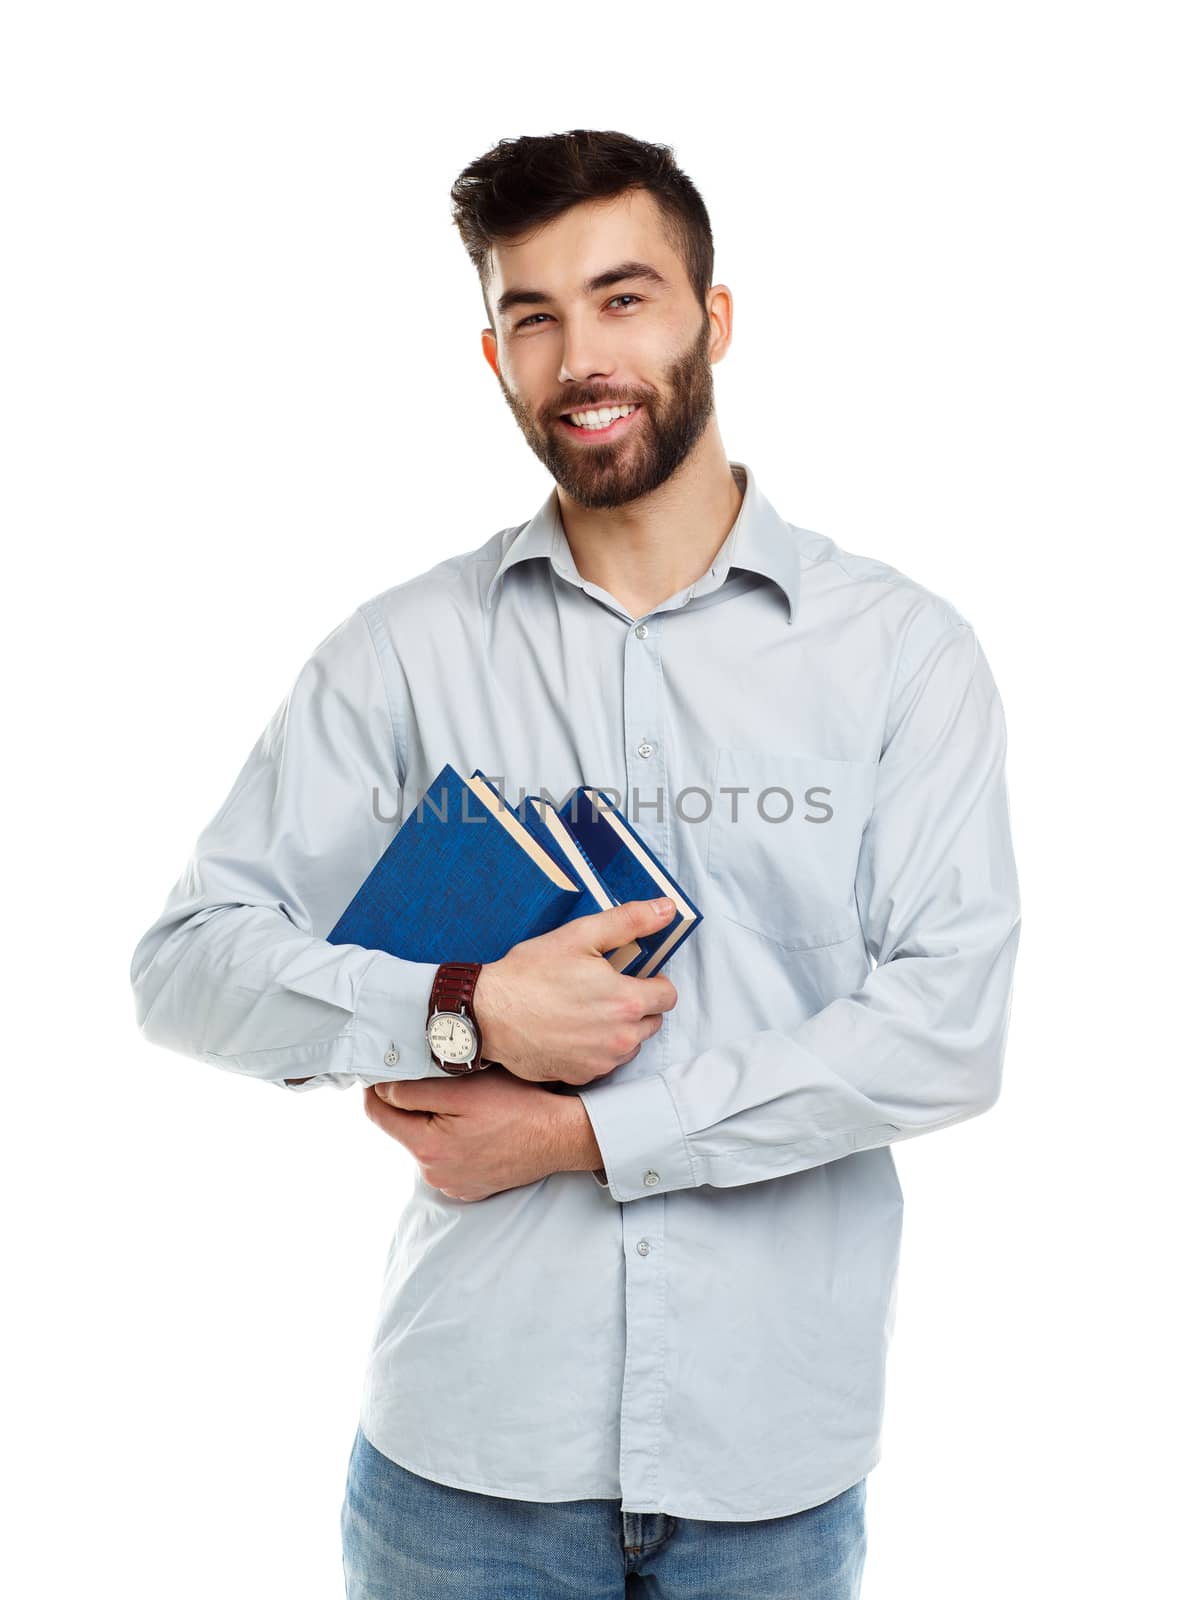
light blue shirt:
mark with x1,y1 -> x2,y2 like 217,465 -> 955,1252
130,460 -> 1021,1519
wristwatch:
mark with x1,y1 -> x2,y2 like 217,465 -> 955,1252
425,961 -> 496,1075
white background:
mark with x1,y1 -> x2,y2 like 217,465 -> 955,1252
3,3 -> 1192,1595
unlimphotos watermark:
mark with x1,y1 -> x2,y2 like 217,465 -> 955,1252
369,776 -> 835,827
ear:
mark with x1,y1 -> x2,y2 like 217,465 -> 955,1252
706,284 -> 733,365
481,327 -> 500,379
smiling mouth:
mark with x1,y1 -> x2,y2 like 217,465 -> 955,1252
556,403 -> 644,439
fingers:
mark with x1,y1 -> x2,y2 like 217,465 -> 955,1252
363,1085 -> 433,1151
581,897 -> 676,954
620,974 -> 679,1017
648,976 -> 679,1013
611,1011 -> 665,1068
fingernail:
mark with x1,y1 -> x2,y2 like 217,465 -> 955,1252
654,898 -> 674,916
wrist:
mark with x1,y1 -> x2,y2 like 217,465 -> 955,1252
472,961 -> 509,1064
549,1093 -> 604,1174
426,961 -> 491,1073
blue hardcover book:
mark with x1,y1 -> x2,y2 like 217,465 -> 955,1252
552,785 -> 703,977
467,771 -> 644,972
468,772 -> 701,978
326,762 -> 632,967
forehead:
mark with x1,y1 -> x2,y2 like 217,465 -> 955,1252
488,189 -> 680,306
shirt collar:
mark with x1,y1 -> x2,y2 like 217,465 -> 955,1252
484,458 -> 801,626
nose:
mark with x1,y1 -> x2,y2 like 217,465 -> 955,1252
559,345 -> 615,388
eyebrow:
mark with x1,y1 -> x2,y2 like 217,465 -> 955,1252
495,260 -> 669,320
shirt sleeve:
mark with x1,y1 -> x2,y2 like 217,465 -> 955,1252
129,602 -> 452,1092
577,619 -> 1021,1201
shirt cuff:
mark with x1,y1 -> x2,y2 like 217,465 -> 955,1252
277,949 -> 452,1089
576,1070 -> 696,1201
354,948 -> 458,1079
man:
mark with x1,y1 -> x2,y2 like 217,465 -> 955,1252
130,128 -> 1020,1599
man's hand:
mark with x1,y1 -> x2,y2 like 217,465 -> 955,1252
362,1068 -> 602,1201
473,898 -> 679,1086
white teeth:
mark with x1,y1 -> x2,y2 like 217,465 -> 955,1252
566,403 -> 638,429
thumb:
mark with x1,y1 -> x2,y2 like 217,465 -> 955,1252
573,896 -> 675,957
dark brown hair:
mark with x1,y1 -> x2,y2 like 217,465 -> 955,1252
449,129 -> 714,324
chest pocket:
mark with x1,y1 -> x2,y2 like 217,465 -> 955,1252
705,747 -> 878,951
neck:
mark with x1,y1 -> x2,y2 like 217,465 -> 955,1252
555,434 -> 745,621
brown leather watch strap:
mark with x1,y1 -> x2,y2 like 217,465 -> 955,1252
428,960 -> 482,1013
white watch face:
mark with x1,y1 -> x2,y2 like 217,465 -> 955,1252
426,1011 -> 478,1065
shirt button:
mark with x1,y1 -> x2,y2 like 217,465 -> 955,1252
635,623 -> 648,638
636,1239 -> 651,1256
383,1047 -> 399,1066
643,1170 -> 659,1186
637,741 -> 654,758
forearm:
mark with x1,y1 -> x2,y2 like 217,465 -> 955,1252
130,603 -> 458,1096
132,903 -> 446,1091
578,937 -> 1016,1200
579,620 -> 1021,1201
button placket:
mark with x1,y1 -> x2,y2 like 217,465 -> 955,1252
615,612 -> 672,1510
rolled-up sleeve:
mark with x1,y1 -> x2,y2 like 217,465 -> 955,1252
578,619 -> 1021,1201
129,603 -> 449,1091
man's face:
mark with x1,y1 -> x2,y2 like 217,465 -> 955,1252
481,190 -> 721,510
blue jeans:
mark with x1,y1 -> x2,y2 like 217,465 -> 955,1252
341,1424 -> 868,1599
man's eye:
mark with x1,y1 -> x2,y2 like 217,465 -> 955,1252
515,294 -> 643,331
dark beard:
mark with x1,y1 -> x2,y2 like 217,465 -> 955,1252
498,316 -> 716,510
